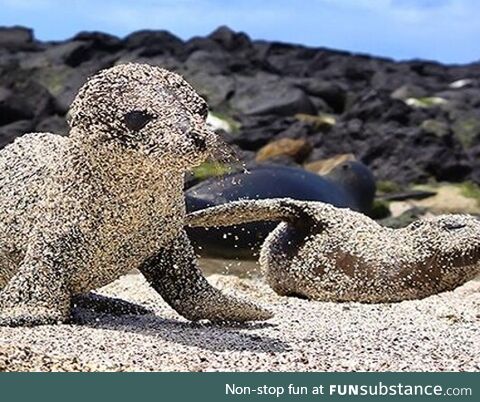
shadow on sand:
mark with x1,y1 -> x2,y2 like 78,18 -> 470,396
70,293 -> 289,353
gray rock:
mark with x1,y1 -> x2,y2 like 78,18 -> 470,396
391,84 -> 427,100
230,76 -> 314,116
187,72 -> 235,109
0,26 -> 36,51
0,120 -> 34,148
36,115 -> 68,136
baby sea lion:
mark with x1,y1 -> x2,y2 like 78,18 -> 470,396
0,63 -> 271,326
185,162 -> 375,259
186,199 -> 480,302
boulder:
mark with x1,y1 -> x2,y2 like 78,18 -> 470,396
123,30 -> 184,56
391,84 -> 427,101
186,72 -> 235,108
230,76 -> 315,116
36,115 -> 69,136
0,79 -> 54,125
292,79 -> 347,113
304,154 -> 356,174
256,138 -> 312,163
345,90 -> 411,124
208,26 -> 252,52
420,119 -> 450,138
0,120 -> 34,149
0,26 -> 36,51
184,50 -> 231,75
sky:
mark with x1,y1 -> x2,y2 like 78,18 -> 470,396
0,0 -> 479,64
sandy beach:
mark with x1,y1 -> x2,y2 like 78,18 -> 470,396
0,268 -> 478,372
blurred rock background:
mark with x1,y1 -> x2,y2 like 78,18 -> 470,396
1,25 -> 480,218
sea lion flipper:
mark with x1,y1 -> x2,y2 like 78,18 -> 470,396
185,198 -> 311,228
0,242 -> 71,327
139,231 -> 272,322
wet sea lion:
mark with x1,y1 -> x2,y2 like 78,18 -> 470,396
185,162 -> 375,259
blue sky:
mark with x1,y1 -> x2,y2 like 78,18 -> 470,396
0,0 -> 479,64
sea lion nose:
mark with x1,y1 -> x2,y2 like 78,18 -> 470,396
190,132 -> 206,151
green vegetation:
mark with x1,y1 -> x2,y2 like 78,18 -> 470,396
420,119 -> 449,137
376,180 -> 402,194
458,181 -> 480,206
294,113 -> 336,131
34,66 -> 72,96
452,117 -> 480,148
368,199 -> 391,220
192,161 -> 232,181
405,96 -> 447,108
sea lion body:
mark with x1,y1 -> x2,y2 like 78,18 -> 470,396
0,63 -> 271,326
0,133 -> 183,292
186,162 -> 375,259
187,199 -> 480,302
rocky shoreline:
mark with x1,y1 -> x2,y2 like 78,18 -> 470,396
1,25 -> 480,186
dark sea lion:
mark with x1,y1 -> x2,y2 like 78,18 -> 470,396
187,199 -> 480,302
185,162 -> 375,259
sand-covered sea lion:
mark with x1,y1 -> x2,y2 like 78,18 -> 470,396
185,162 -> 375,259
187,199 -> 480,302
0,63 -> 271,326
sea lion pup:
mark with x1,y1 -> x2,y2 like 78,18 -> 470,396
0,63 -> 271,326
186,199 -> 480,302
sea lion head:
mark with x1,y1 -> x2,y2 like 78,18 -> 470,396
69,63 -> 221,168
405,214 -> 480,266
326,161 -> 376,212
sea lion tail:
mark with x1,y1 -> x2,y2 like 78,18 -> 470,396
185,198 -> 308,227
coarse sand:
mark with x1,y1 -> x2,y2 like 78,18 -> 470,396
0,271 -> 479,372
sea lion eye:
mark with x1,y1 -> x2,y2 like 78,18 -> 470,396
124,111 -> 154,131
443,222 -> 466,231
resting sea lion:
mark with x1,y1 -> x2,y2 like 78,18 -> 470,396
187,199 -> 480,302
186,162 -> 375,259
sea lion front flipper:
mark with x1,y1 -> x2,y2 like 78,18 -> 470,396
185,198 -> 313,228
139,230 -> 273,322
0,240 -> 71,327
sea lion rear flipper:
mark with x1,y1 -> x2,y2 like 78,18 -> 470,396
185,198 -> 311,228
139,230 -> 272,322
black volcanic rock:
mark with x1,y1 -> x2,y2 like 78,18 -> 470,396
0,119 -> 34,148
1,25 -> 480,186
123,30 -> 184,57
0,75 -> 54,125
230,75 -> 315,116
208,26 -> 252,52
0,26 -> 37,51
